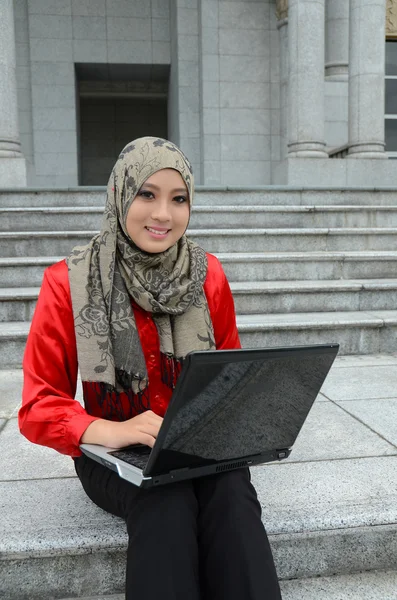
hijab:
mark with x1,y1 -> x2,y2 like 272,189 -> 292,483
67,137 -> 215,395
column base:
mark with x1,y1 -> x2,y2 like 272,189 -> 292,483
277,17 -> 288,30
289,150 -> 329,158
348,143 -> 387,159
325,62 -> 348,80
274,157 -> 397,186
0,157 -> 27,187
288,141 -> 328,158
0,139 -> 23,157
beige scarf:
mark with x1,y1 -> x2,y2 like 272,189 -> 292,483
67,137 -> 215,394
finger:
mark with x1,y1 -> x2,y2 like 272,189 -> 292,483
135,433 -> 156,448
137,423 -> 162,438
146,415 -> 163,427
146,411 -> 163,423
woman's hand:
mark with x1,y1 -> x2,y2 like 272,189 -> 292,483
81,410 -> 163,449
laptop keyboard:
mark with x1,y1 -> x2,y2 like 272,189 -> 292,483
109,446 -> 151,470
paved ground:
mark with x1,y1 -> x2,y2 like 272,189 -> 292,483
2,353 -> 397,482
1,354 -> 397,598
57,570 -> 397,600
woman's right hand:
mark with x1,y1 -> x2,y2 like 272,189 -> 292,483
81,410 -> 164,449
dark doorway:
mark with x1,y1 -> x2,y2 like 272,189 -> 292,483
76,64 -> 169,185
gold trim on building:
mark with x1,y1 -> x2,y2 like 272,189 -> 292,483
386,0 -> 397,38
276,0 -> 288,21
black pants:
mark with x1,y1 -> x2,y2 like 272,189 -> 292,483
74,455 -> 282,600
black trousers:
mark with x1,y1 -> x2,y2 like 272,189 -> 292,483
74,454 -> 282,600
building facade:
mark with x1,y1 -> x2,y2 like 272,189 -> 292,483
1,0 -> 397,188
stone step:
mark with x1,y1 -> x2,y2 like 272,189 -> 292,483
220,251 -> 397,281
3,228 -> 397,257
0,322 -> 31,368
2,357 -> 397,599
192,228 -> 397,253
2,311 -> 397,367
3,280 -> 397,321
58,597 -> 123,600
0,257 -> 59,287
2,252 -> 397,287
0,288 -> 38,321
55,570 -> 397,600
232,279 -> 397,314
3,205 -> 397,231
280,571 -> 397,600
2,186 -> 397,207
237,310 -> 397,353
0,188 -> 106,208
59,597 -> 124,600
2,456 -> 397,599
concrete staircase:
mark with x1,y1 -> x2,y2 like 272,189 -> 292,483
2,186 -> 397,367
2,355 -> 397,599
2,187 -> 397,599
55,570 -> 397,600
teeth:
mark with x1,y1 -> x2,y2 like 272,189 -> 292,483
147,227 -> 168,235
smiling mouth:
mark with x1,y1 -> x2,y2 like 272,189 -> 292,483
145,226 -> 170,236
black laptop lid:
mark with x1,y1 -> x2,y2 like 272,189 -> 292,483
144,344 -> 339,476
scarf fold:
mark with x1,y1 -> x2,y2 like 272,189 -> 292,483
67,137 -> 215,394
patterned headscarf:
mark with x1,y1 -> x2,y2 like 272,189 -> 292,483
67,137 -> 215,394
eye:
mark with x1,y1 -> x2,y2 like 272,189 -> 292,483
138,190 -> 154,199
174,195 -> 188,204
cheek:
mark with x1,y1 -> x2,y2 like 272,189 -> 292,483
125,213 -> 134,235
126,202 -> 145,226
177,205 -> 190,229
125,205 -> 142,240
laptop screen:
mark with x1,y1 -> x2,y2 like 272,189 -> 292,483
145,346 -> 338,475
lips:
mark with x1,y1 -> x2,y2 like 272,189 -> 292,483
145,226 -> 170,236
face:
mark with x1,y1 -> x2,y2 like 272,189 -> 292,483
125,168 -> 190,253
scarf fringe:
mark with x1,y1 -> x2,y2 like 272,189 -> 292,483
160,352 -> 184,390
82,380 -> 150,421
82,355 -> 183,421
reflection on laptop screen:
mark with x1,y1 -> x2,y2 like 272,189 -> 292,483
162,353 -> 335,461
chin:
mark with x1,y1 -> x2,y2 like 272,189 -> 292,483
135,241 -> 176,254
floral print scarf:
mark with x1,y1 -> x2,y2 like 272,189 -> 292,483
67,137 -> 215,394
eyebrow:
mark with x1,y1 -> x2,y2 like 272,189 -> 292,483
141,183 -> 188,194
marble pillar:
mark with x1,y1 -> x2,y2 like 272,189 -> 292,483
348,0 -> 387,158
0,0 -> 26,185
288,0 -> 328,157
325,0 -> 349,79
276,1 -> 289,160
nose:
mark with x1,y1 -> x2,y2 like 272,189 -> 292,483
151,198 -> 171,222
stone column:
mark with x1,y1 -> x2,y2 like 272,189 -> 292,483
325,0 -> 349,79
288,0 -> 328,157
276,0 -> 289,160
0,0 -> 26,185
348,0 -> 387,158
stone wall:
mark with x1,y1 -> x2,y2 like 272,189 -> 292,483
13,0 -> 277,186
325,80 -> 348,151
10,0 -> 391,188
14,0 -> 171,186
199,0 -> 277,185
169,0 -> 201,183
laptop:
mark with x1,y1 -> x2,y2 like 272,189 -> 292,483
80,343 -> 339,488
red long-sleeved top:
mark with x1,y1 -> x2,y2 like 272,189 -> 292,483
19,254 -> 241,457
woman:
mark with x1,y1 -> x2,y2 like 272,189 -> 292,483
19,137 -> 282,600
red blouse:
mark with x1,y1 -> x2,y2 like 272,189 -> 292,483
19,255 -> 241,457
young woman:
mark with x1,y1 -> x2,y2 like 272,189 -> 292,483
19,137 -> 282,600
